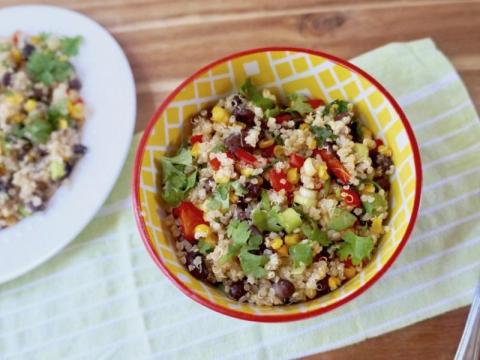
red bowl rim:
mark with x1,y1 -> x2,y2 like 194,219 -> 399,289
132,46 -> 423,323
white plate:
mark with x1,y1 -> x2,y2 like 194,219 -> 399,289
0,5 -> 136,283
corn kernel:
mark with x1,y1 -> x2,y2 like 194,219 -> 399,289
303,158 -> 317,176
378,145 -> 392,157
204,233 -> 218,246
286,167 -> 299,185
10,48 -> 22,64
258,138 -> 275,149
299,123 -> 309,130
191,142 -> 201,157
277,245 -> 289,257
284,234 -> 301,246
371,217 -> 383,234
317,163 -> 329,181
306,137 -> 317,150
229,193 -> 238,203
194,224 -> 211,240
328,276 -> 341,290
273,145 -> 284,157
361,126 -> 373,139
211,106 -> 230,124
9,113 -> 25,124
363,183 -> 375,194
6,93 -> 24,106
58,118 -> 69,129
214,173 -> 229,184
305,288 -> 317,299
270,237 -> 283,250
344,267 -> 356,279
68,102 -> 84,120
24,99 -> 37,112
240,167 -> 253,177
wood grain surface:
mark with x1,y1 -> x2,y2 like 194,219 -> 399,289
3,0 -> 478,358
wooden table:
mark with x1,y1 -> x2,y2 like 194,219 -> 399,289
4,0 -> 478,357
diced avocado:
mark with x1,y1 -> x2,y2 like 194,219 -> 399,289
279,208 -> 302,234
328,208 -> 357,231
363,193 -> 387,216
49,159 -> 66,180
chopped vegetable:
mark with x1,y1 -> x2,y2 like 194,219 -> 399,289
310,125 -> 335,147
190,134 -> 203,144
286,93 -> 313,116
174,201 -> 205,242
341,188 -> 362,208
207,182 -> 230,210
240,78 -> 275,110
235,148 -> 257,165
289,242 -> 313,267
279,208 -> 302,233
59,36 -> 82,56
27,50 -> 73,85
197,239 -> 214,255
338,231 -> 374,266
363,193 -> 387,216
302,223 -> 329,246
239,247 -> 268,278
49,160 -> 66,180
269,169 -> 293,193
328,208 -> 357,231
317,149 -> 350,184
289,153 -> 305,168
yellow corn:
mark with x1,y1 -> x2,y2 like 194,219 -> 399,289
305,288 -> 317,299
271,237 -> 283,250
24,99 -> 37,112
236,122 -> 246,129
214,173 -> 229,184
317,163 -> 329,181
204,233 -> 218,246
328,276 -> 341,290
10,113 -> 25,124
299,123 -> 309,130
344,267 -> 356,279
371,217 -> 383,234
277,245 -> 289,257
273,145 -> 284,157
229,193 -> 238,203
58,118 -> 69,129
6,93 -> 24,106
286,168 -> 299,185
211,106 -> 230,124
258,138 -> 275,149
361,126 -> 373,139
68,102 -> 84,120
10,48 -> 22,64
378,145 -> 392,157
285,234 -> 301,246
191,142 -> 201,157
194,224 -> 211,240
363,183 -> 375,194
306,137 -> 317,150
240,167 -> 253,177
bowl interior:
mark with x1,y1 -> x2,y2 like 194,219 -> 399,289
134,49 -> 420,321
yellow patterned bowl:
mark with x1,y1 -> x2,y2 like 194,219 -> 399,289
132,47 -> 422,322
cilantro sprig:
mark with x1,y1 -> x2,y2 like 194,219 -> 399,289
240,78 -> 275,110
337,231 -> 374,266
286,93 -> 313,116
310,124 -> 336,147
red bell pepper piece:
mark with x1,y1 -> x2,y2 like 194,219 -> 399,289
234,148 -> 257,165
190,134 -> 203,144
341,188 -> 362,207
269,169 -> 293,193
289,153 -> 305,168
173,201 -> 205,242
209,157 -> 221,170
275,113 -> 293,124
307,99 -> 325,109
261,144 -> 275,158
317,149 -> 350,184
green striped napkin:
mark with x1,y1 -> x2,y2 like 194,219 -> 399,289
1,38 -> 479,359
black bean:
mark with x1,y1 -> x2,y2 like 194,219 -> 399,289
374,154 -> 393,174
232,107 -> 255,126
229,281 -> 246,300
68,78 -> 82,90
2,72 -> 11,87
224,133 -> 242,154
185,252 -> 209,281
274,279 -> 295,302
63,162 -> 74,179
27,200 -> 45,212
73,144 -> 88,155
22,44 -> 35,59
0,180 -> 8,193
245,182 -> 261,200
231,95 -> 245,109
316,278 -> 330,297
374,174 -> 391,192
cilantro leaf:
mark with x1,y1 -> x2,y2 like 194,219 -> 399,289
160,149 -> 196,206
197,239 -> 214,255
322,99 -> 350,116
240,78 -> 275,110
310,125 -> 336,147
227,220 -> 251,244
286,93 -> 313,116
289,242 -> 313,267
265,107 -> 280,118
362,193 -> 387,217
47,99 -> 69,128
252,206 -> 283,232
24,117 -> 54,144
337,231 -> 374,265
207,182 -> 231,211
302,223 -> 330,247
231,181 -> 247,196
239,247 -> 268,278
27,51 -> 73,85
59,36 -> 82,56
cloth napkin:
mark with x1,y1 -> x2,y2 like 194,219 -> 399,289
1,38 -> 479,359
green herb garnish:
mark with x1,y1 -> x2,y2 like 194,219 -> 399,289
327,208 -> 357,231
240,78 -> 275,110
239,247 -> 268,278
59,36 -> 82,56
289,242 -> 313,267
310,125 -> 336,147
286,93 -> 313,116
27,51 -> 73,85
338,231 -> 374,266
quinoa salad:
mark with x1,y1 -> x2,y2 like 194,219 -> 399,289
161,79 -> 394,305
0,32 -> 87,229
